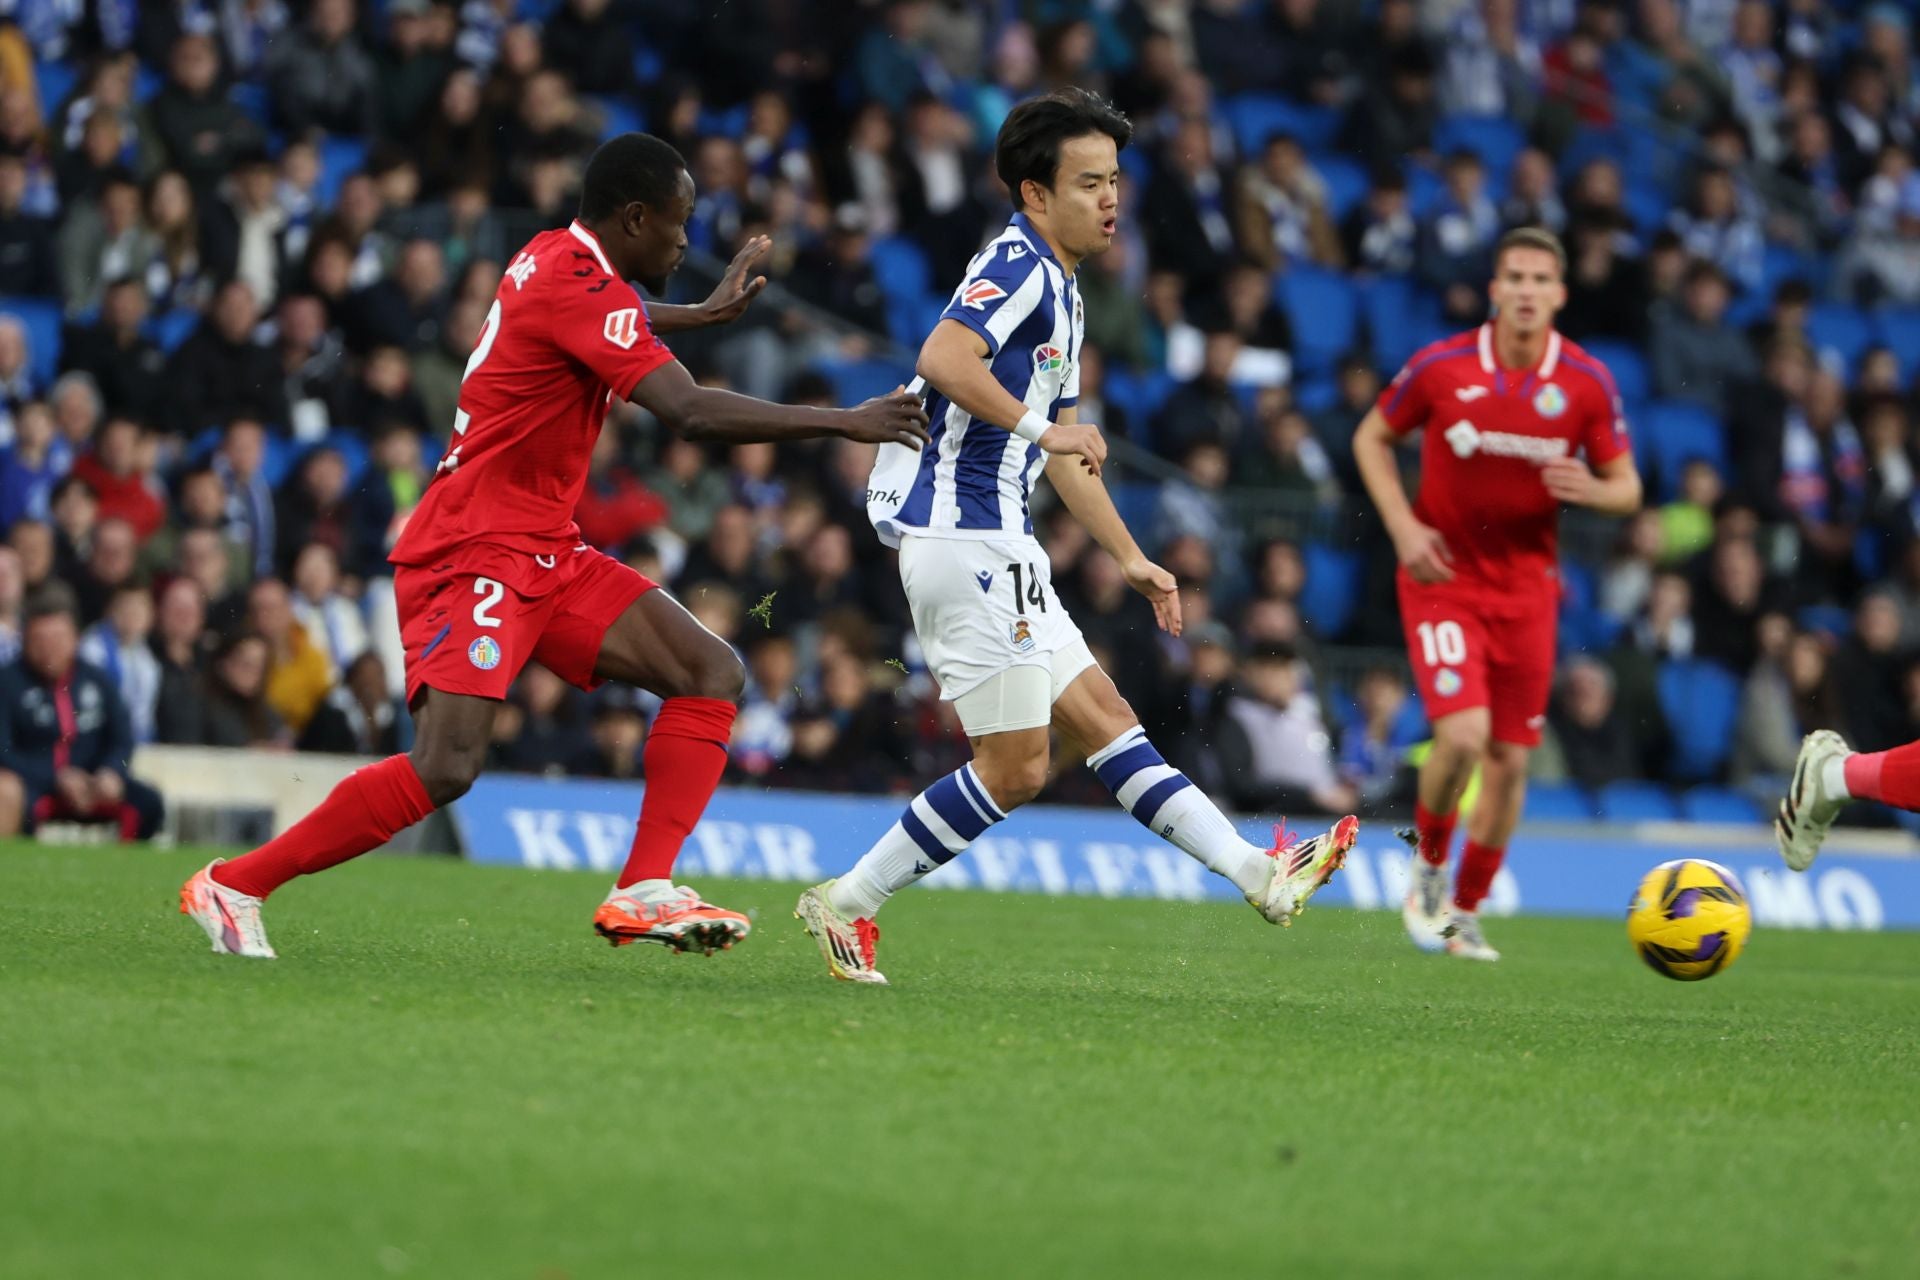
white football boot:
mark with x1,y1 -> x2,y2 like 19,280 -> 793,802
1246,814 -> 1359,925
179,860 -> 277,958
794,881 -> 887,984
1397,827 -> 1450,953
1776,730 -> 1851,872
1439,908 -> 1500,962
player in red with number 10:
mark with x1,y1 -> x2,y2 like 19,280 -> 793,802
179,134 -> 930,959
1353,227 -> 1642,962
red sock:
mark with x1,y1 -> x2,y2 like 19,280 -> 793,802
616,696 -> 736,888
1843,741 -> 1920,809
211,755 -> 434,899
1413,799 -> 1457,867
1453,839 -> 1505,912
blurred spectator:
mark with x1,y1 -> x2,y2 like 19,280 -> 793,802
1629,565 -> 1699,666
346,424 -> 426,580
1692,537 -> 1777,673
1144,116 -> 1236,292
72,516 -> 138,625
275,447 -> 351,574
1659,460 -> 1722,565
79,582 -> 159,744
1341,171 -> 1419,276
1501,148 -> 1566,234
899,94 -> 985,284
1214,641 -> 1355,815
1650,260 -> 1757,417
785,206 -> 890,335
489,664 -> 586,776
570,689 -> 648,780
212,417 -> 276,578
0,317 -> 34,424
299,651 -> 404,756
0,583 -> 162,839
1668,167 -> 1763,293
10,519 -> 57,593
265,0 -> 377,138
59,278 -> 167,422
57,170 -> 154,315
186,629 -> 288,749
247,575 -> 331,734
273,293 -> 350,438
167,283 -> 288,435
374,0 -> 457,140
1734,625 -> 1844,781
289,542 -> 367,674
1336,664 -> 1419,806
203,149 -> 288,313
1243,403 -> 1340,500
1556,218 -> 1648,342
1345,43 -> 1437,173
1158,331 -> 1252,458
1420,151 -> 1500,325
1837,591 -> 1911,753
1439,0 -> 1540,121
150,32 -> 263,198
0,546 -> 22,662
1235,133 -> 1341,271
348,238 -> 447,354
150,577 -> 208,745
70,416 -> 164,543
1540,656 -> 1641,788
0,151 -> 59,297
733,632 -> 799,778
49,474 -> 98,579
1601,509 -> 1666,623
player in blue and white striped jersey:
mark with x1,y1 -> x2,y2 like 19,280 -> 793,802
796,89 -> 1359,984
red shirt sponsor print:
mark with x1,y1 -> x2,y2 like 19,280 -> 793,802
1375,325 -> 1632,599
390,222 -> 674,585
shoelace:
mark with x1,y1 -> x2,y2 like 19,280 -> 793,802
1269,819 -> 1300,856
854,919 -> 881,967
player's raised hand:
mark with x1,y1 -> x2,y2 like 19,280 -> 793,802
1540,456 -> 1600,506
1040,421 -> 1106,475
842,386 -> 931,448
1122,555 -> 1183,636
1392,517 -> 1455,583
700,234 -> 772,325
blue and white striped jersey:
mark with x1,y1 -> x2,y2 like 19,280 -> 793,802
867,212 -> 1082,548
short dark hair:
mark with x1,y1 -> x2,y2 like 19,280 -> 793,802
579,133 -> 688,221
995,87 -> 1132,211
1494,226 -> 1567,276
24,581 -> 78,624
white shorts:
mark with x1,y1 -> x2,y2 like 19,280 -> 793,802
898,533 -> 1094,735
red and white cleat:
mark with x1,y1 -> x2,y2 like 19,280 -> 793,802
793,881 -> 887,985
1247,815 -> 1359,926
592,882 -> 751,955
179,860 -> 277,959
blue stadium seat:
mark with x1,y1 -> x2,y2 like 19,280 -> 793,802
316,137 -> 370,208
1596,780 -> 1681,823
1301,544 -> 1363,640
1656,660 -> 1741,782
868,236 -> 934,347
261,435 -> 299,489
1575,339 -> 1649,403
1313,154 -> 1371,221
1434,116 -> 1524,185
1638,400 -> 1728,500
0,296 -> 63,387
317,432 -> 373,486
1678,787 -> 1761,824
1875,306 -> 1920,381
1795,603 -> 1852,640
1404,163 -> 1445,217
33,61 -> 78,118
1806,303 -> 1874,371
1226,94 -> 1340,154
814,354 -> 914,406
1276,265 -> 1358,375
1359,275 -> 1447,373
1292,375 -> 1339,413
1554,125 -> 1627,182
146,309 -> 200,353
1525,781 -> 1596,822
591,95 -> 646,142
228,81 -> 271,127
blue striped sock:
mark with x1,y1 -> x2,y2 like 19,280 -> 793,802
1087,726 -> 1267,892
828,764 -> 1007,918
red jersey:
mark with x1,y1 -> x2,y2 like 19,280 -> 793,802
1375,324 -> 1632,599
390,222 -> 675,584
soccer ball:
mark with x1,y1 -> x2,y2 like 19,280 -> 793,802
1626,859 -> 1752,981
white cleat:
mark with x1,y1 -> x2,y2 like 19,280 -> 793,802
1397,828 -> 1449,953
1440,909 -> 1500,962
1247,815 -> 1359,926
1777,730 -> 1851,872
179,859 -> 277,958
794,881 -> 887,984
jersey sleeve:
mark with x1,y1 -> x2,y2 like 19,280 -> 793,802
1580,366 -> 1633,466
1375,348 -> 1438,434
548,270 -> 675,399
939,242 -> 1046,357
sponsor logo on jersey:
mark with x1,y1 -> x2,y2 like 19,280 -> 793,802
1434,667 -> 1463,697
1454,385 -> 1490,402
1032,343 -> 1065,374
505,252 -> 537,289
975,570 -> 994,593
1532,383 -> 1568,419
1006,244 -> 1027,260
603,308 -> 642,350
1010,618 -> 1036,653
1442,419 -> 1572,463
469,636 -> 502,670
960,279 -> 1007,310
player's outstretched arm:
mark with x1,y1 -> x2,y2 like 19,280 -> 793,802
1353,407 -> 1454,583
1044,410 -> 1181,635
643,236 -> 771,334
919,319 -> 1106,474
630,359 -> 930,448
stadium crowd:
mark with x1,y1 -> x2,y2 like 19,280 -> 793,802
5,0 -> 1920,830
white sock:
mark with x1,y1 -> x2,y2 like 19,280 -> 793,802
1820,755 -> 1852,800
615,877 -> 673,898
1086,726 -> 1270,895
828,764 -> 1006,919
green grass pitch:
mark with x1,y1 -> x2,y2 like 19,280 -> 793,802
2,845 -> 1916,1279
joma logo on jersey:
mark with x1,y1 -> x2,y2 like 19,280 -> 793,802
960,279 -> 1007,310
1032,344 -> 1065,374
1443,419 -> 1571,463
603,308 -> 642,350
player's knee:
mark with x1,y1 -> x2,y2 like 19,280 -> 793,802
410,748 -> 483,807
978,749 -> 1049,809
1433,716 -> 1489,762
691,646 -> 746,703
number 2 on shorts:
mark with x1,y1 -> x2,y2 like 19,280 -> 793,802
1416,619 -> 1466,666
473,578 -> 505,628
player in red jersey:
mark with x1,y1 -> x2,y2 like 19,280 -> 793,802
179,134 -> 929,960
1353,227 -> 1642,962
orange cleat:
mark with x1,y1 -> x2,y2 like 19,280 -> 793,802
592,882 -> 751,955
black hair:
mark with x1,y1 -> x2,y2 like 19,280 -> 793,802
578,133 -> 688,221
24,580 -> 78,623
994,87 -> 1132,212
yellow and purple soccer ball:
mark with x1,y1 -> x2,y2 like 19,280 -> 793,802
1626,859 -> 1753,981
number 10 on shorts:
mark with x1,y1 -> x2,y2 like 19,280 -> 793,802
1415,620 -> 1466,666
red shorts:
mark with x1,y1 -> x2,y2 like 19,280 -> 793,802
1397,573 -> 1558,747
395,543 -> 656,705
